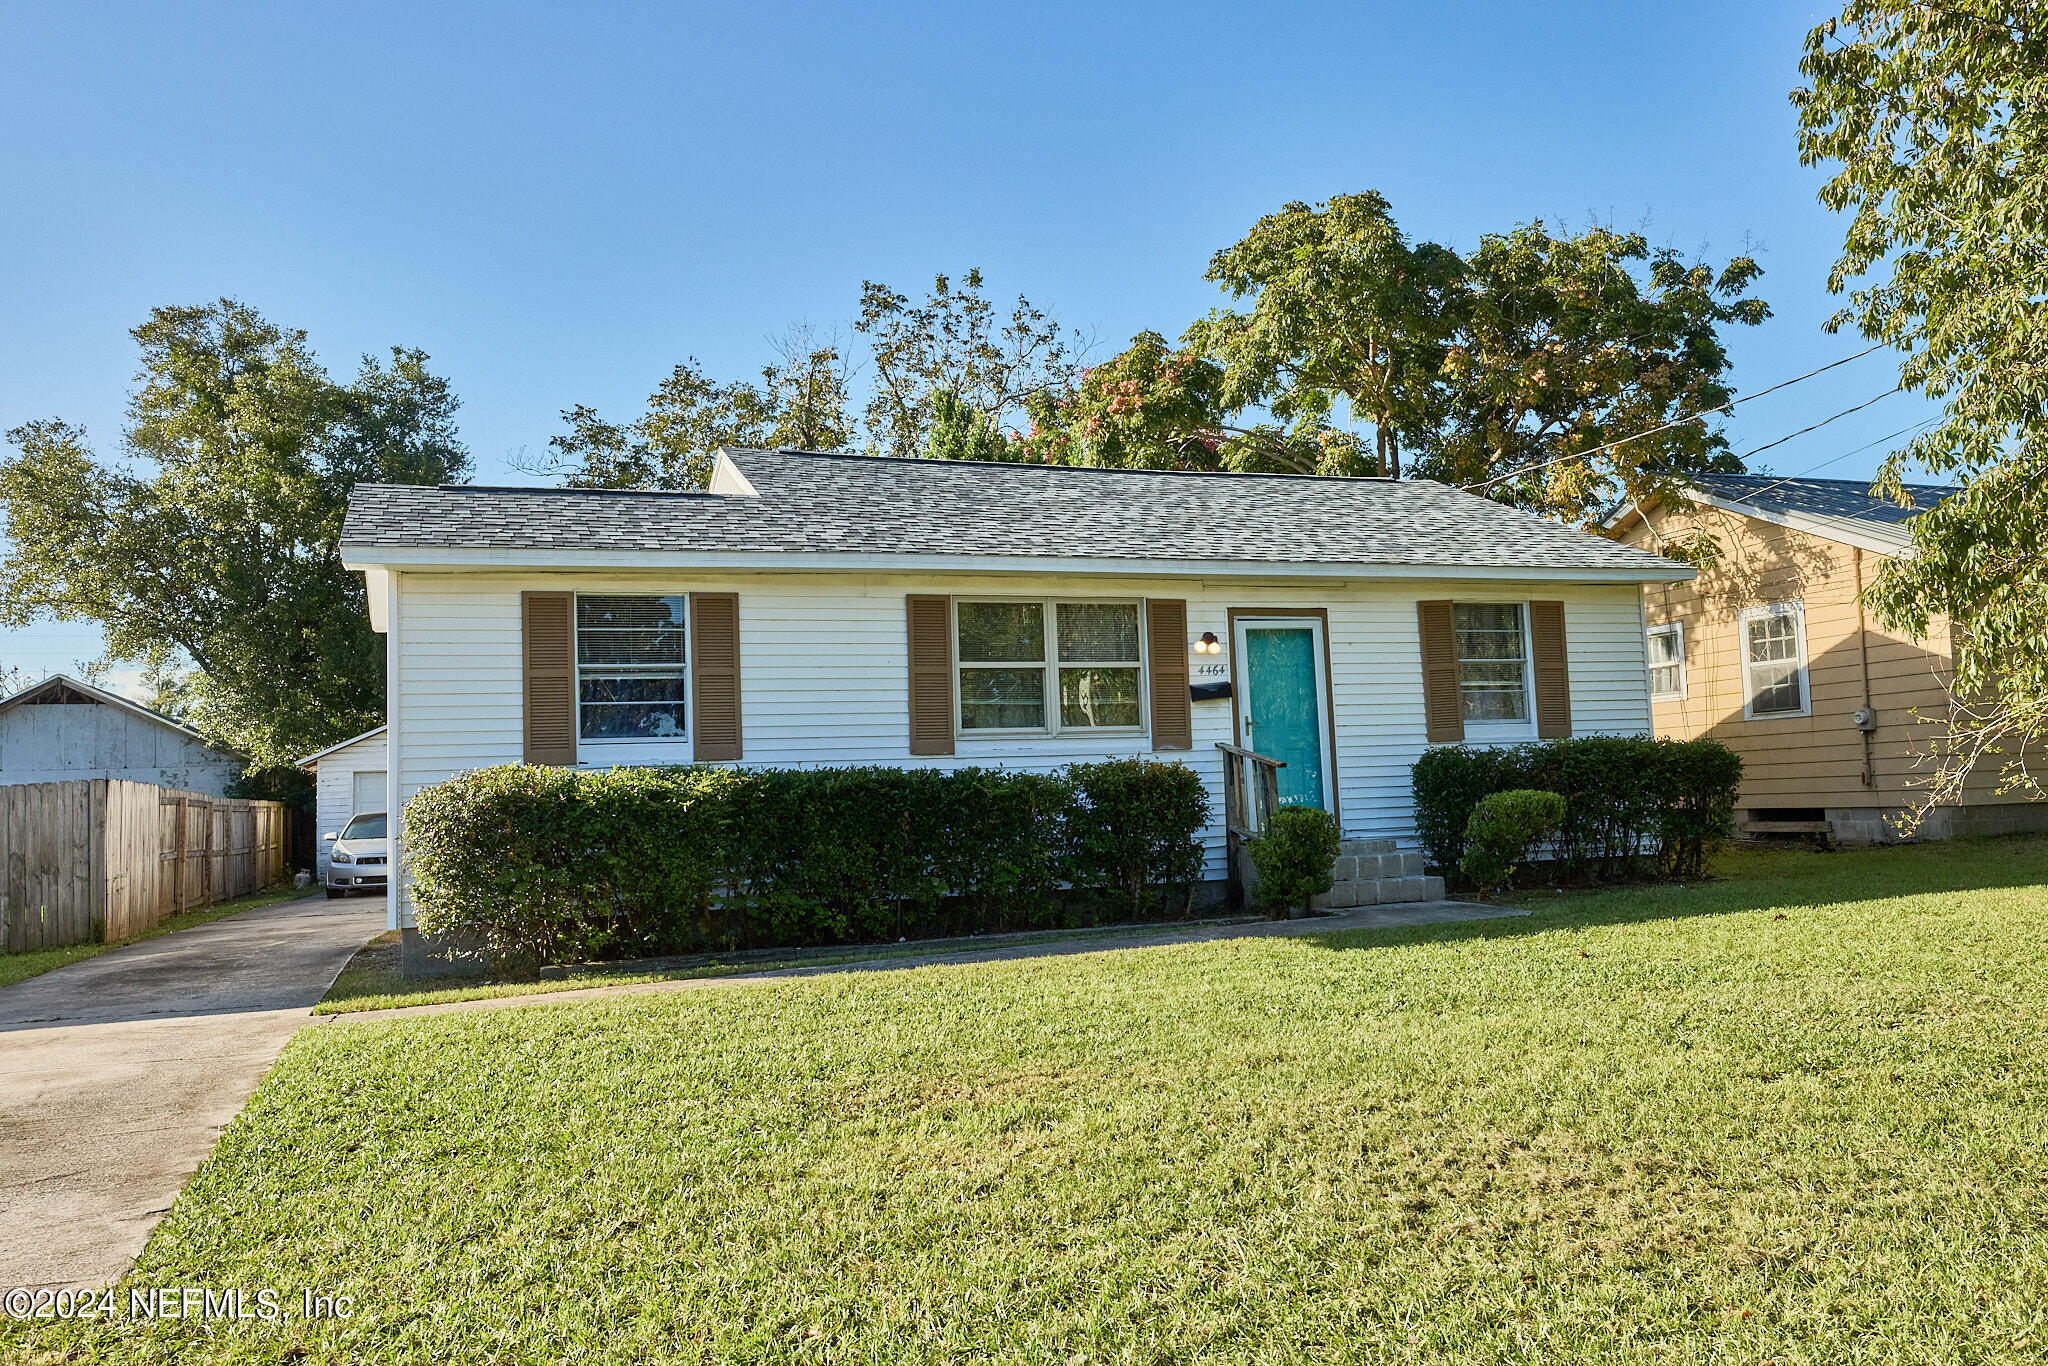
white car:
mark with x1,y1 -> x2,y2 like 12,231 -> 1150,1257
324,812 -> 389,898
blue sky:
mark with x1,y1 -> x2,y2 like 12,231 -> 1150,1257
0,1 -> 1927,684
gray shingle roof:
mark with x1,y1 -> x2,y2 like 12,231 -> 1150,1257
341,448 -> 1684,575
1690,473 -> 1955,527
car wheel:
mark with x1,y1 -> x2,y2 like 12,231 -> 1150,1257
325,886 -> 345,899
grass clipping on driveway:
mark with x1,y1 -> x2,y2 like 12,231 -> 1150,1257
15,839 -> 2048,1363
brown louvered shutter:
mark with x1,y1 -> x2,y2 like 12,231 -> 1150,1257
523,591 -> 578,766
690,592 -> 742,761
1417,600 -> 1464,744
1529,600 -> 1572,738
906,594 -> 954,756
1145,599 -> 1192,751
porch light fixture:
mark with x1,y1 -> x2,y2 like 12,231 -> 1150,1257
1194,632 -> 1222,655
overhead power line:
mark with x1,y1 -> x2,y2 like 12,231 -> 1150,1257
1732,386 -> 1904,462
1713,415 -> 1939,509
1458,341 -> 1891,494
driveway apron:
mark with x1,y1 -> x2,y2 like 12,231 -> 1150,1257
0,895 -> 383,1290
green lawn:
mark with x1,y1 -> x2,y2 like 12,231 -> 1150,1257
0,884 -> 314,990
12,839 -> 2048,1363
315,916 -> 1273,1015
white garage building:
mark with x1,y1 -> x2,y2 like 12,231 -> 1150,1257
296,724 -> 387,881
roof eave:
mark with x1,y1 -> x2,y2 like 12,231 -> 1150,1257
341,545 -> 1694,583
294,723 -> 390,769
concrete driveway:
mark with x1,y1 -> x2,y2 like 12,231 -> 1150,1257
0,893 -> 383,1291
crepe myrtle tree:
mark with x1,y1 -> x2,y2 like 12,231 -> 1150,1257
1010,331 -> 1372,475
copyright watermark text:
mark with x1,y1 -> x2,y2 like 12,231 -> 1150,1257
5,1285 -> 357,1322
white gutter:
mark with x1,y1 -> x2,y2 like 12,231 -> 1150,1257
341,546 -> 1695,584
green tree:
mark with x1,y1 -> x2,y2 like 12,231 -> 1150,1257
856,269 -> 1082,459
1189,194 -> 1766,515
541,359 -> 776,490
538,329 -> 855,489
1795,1 -> 2048,807
1190,192 -> 1464,478
1012,331 -> 1369,475
763,325 -> 856,451
0,299 -> 468,766
1412,220 -> 1768,525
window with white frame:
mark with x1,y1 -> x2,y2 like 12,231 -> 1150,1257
1647,622 -> 1685,700
1453,602 -> 1531,725
576,595 -> 689,741
955,599 -> 1144,734
1740,601 -> 1808,718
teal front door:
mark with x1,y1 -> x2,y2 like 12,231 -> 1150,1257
1237,620 -> 1330,809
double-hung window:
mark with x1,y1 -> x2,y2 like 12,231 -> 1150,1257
1453,603 -> 1531,726
1647,622 -> 1685,700
1740,601 -> 1808,718
576,594 -> 689,741
955,599 -> 1144,734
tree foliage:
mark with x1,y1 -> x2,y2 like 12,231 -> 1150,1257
1019,195 -> 1766,518
535,329 -> 855,489
1411,221 -> 1768,524
856,269 -> 1082,460
0,299 -> 468,766
1796,1 -> 2048,805
1190,192 -> 1462,479
1011,331 -> 1370,475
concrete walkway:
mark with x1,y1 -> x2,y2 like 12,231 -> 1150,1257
0,893 -> 384,1291
335,899 -> 1526,1023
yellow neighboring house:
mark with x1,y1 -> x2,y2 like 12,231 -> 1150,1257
1609,473 -> 2047,844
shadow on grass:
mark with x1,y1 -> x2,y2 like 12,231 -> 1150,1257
1293,833 -> 2048,957
318,836 -> 2048,1016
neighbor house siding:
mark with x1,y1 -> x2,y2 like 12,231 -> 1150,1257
383,570 -> 1650,926
0,700 -> 241,795
1621,501 -> 1964,812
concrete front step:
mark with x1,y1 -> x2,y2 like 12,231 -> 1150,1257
1338,837 -> 1398,857
1311,872 -> 1447,911
1331,848 -> 1427,882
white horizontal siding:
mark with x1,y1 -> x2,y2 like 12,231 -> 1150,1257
387,569 -> 1651,925
310,732 -> 386,878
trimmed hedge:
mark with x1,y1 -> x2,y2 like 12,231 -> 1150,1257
1460,789 -> 1566,892
405,760 -> 1210,965
1413,736 -> 1741,884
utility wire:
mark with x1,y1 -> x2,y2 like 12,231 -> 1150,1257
1730,386 -> 1904,463
1459,341 -> 1891,493
1710,416 -> 1939,511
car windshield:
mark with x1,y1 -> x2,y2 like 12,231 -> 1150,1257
340,813 -> 387,840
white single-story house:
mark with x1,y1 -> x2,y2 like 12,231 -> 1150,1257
0,673 -> 244,795
295,724 -> 388,881
340,448 -> 1694,931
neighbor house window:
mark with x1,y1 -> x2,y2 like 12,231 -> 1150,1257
1647,622 -> 1685,700
1740,601 -> 1808,718
1453,603 -> 1530,724
576,594 -> 688,740
955,600 -> 1143,734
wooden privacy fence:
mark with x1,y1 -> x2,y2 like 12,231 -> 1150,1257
0,779 -> 289,952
